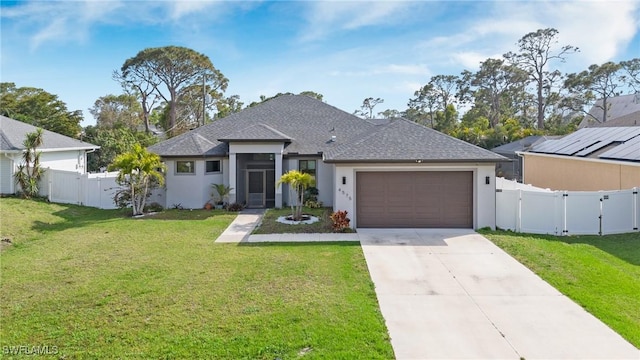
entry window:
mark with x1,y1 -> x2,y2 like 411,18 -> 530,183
176,161 -> 195,174
299,160 -> 316,179
206,160 -> 221,173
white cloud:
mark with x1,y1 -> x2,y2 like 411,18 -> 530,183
419,1 -> 640,71
299,1 -> 415,42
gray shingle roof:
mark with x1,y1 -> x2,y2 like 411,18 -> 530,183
149,95 -> 374,157
491,136 -> 551,155
0,115 -> 98,152
324,118 -> 506,162
218,123 -> 293,142
579,93 -> 640,127
149,95 -> 505,163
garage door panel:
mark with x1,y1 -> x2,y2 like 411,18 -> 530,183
356,171 -> 473,228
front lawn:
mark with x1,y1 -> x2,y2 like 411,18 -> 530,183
0,198 -> 393,359
481,230 -> 640,348
252,207 -> 336,234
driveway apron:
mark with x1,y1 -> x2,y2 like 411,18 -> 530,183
358,228 -> 639,360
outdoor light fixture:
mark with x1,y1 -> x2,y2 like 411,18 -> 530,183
342,176 -> 346,185
485,176 -> 490,185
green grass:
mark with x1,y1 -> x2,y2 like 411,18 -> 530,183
252,207 -> 337,234
481,230 -> 640,348
0,198 -> 393,359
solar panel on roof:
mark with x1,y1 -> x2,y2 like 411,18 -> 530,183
600,135 -> 640,161
530,127 -> 640,159
574,141 -> 610,157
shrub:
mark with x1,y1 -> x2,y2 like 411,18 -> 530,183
330,210 -> 351,232
144,202 -> 164,213
226,203 -> 244,212
304,200 -> 323,208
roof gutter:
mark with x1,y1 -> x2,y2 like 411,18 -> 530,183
323,158 -> 506,164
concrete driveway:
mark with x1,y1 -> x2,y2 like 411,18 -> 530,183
359,228 -> 639,360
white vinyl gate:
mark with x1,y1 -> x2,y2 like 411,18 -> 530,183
496,187 -> 639,236
39,169 -> 122,209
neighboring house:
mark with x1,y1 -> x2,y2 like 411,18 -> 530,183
149,95 -> 506,229
519,127 -> 640,191
0,116 -> 99,194
578,93 -> 640,128
584,111 -> 640,128
491,135 -> 553,181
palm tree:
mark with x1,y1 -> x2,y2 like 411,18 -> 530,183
277,170 -> 315,221
108,144 -> 165,216
14,128 -> 45,198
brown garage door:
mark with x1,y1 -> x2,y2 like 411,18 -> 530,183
356,171 -> 473,228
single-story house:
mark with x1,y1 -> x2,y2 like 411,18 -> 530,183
0,115 -> 99,194
148,95 -> 506,229
519,126 -> 640,191
578,93 -> 640,128
491,135 -> 554,181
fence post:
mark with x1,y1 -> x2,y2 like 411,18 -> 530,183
634,187 -> 638,231
599,195 -> 603,236
517,189 -> 522,233
562,192 -> 568,236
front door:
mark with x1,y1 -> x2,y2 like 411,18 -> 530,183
247,170 -> 265,208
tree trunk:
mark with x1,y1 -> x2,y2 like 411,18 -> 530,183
537,77 -> 544,129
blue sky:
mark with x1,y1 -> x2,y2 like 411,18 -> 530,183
2,0 -> 639,127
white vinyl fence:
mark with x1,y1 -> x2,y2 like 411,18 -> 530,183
496,179 -> 639,236
39,169 -> 122,209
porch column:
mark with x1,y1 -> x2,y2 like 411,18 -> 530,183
228,152 -> 237,204
275,153 -> 283,208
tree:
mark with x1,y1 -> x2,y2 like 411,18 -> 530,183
563,62 -> 624,123
89,94 -> 143,130
504,28 -> 578,128
467,59 -> 529,127
108,144 -> 165,216
277,170 -> 315,221
0,83 -> 82,138
298,91 -> 324,101
14,129 -> 45,198
247,91 -> 323,108
83,125 -> 158,172
409,75 -> 459,128
378,109 -> 401,119
119,46 -> 228,137
620,58 -> 640,93
216,95 -> 244,119
354,97 -> 384,118
113,70 -> 160,134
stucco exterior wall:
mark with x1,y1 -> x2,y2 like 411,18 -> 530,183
282,157 -> 334,207
522,153 -> 640,191
164,158 -> 226,209
0,156 -> 14,194
1,150 -> 89,194
333,163 -> 497,229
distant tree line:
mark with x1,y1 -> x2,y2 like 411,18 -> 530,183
356,28 -> 639,148
2,29 -> 638,172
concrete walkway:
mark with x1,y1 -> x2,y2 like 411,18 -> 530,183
214,209 -> 265,243
358,228 -> 639,360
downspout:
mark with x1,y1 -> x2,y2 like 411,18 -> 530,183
515,151 -> 525,183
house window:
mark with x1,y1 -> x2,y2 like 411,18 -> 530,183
299,160 -> 316,179
206,160 -> 221,173
176,161 -> 195,174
